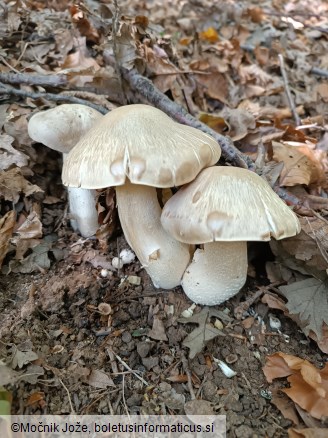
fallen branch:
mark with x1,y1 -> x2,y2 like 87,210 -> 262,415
0,72 -> 68,87
0,83 -> 108,114
120,68 -> 254,170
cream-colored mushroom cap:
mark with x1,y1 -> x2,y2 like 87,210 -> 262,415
28,104 -> 102,153
161,166 -> 301,243
62,104 -> 221,189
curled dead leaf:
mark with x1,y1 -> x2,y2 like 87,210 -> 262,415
263,352 -> 328,420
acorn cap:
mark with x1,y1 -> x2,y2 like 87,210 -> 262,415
161,166 -> 301,243
62,104 -> 221,189
28,104 -> 102,153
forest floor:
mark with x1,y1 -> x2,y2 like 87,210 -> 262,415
0,0 -> 328,437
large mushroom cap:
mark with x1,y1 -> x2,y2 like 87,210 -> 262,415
62,104 -> 221,189
161,166 -> 301,243
28,104 -> 102,153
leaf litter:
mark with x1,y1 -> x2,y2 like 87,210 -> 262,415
0,0 -> 328,435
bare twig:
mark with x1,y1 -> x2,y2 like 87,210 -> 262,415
0,56 -> 20,73
278,54 -> 301,126
274,186 -> 303,207
0,83 -> 108,114
106,348 -> 119,374
0,72 -> 68,87
119,67 -> 254,170
311,67 -> 328,79
58,377 -> 75,414
181,353 -> 196,400
107,349 -> 149,386
61,90 -> 115,111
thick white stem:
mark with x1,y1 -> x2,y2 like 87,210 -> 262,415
182,241 -> 248,305
67,187 -> 98,237
63,153 -> 98,237
116,182 -> 191,289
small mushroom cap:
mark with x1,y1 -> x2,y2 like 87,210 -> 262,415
62,104 -> 221,189
161,166 -> 301,243
28,104 -> 103,153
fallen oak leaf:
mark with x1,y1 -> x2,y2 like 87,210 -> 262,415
178,307 -> 229,359
279,277 -> 328,340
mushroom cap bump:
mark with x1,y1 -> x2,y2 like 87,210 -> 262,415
62,104 -> 221,189
161,166 -> 301,244
28,104 -> 103,154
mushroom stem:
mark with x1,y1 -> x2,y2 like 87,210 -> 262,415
116,180 -> 191,289
181,241 -> 248,305
67,187 -> 98,237
62,153 -> 98,237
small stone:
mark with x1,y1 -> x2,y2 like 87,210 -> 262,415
121,331 -> 132,343
127,275 -> 141,285
142,356 -> 159,370
137,341 -> 152,358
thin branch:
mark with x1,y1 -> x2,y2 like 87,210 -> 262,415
119,67 -> 254,170
0,83 -> 108,114
274,186 -> 303,207
107,349 -> 149,386
0,72 -> 68,87
278,54 -> 301,126
181,353 -> 196,400
311,67 -> 328,79
57,377 -> 75,414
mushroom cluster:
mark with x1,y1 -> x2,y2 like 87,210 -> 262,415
62,104 -> 221,289
29,103 -> 301,306
161,166 -> 301,305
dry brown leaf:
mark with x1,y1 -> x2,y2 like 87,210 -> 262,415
219,107 -> 256,141
271,390 -> 300,425
272,142 -> 315,186
0,133 -> 29,170
270,215 -> 328,277
70,4 -> 100,44
13,211 -> 43,240
254,46 -> 270,66
178,307 -> 230,358
0,210 -> 15,268
190,58 -> 229,103
263,352 -> 328,420
238,64 -> 273,87
261,293 -> 287,312
148,316 -> 168,341
279,278 -> 328,341
87,369 -> 114,389
0,168 -> 43,203
25,392 -> 45,407
288,428 -> 328,437
198,113 -> 228,134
